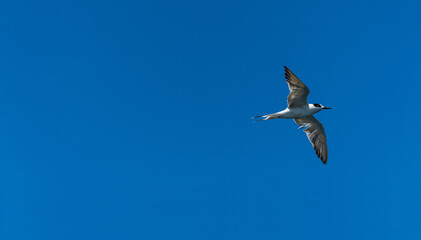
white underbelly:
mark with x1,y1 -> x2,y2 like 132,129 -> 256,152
276,107 -> 313,119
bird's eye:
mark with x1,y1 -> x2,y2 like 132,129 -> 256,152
314,104 -> 321,107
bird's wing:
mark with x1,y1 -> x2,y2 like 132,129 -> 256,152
284,66 -> 310,108
294,116 -> 328,164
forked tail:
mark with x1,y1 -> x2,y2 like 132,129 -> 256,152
252,114 -> 276,122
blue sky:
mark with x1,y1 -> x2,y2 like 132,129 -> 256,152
1,0 -> 421,239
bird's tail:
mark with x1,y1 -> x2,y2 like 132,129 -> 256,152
252,114 -> 276,122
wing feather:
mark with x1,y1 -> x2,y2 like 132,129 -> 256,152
294,116 -> 328,164
284,66 -> 310,108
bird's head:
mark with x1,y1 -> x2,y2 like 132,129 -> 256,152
311,103 -> 332,112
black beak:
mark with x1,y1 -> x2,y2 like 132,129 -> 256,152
323,107 -> 332,109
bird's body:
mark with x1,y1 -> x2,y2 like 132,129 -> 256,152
263,105 -> 322,119
253,66 -> 331,164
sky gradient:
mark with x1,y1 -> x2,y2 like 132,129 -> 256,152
1,0 -> 421,239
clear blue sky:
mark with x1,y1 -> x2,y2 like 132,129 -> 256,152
1,0 -> 421,239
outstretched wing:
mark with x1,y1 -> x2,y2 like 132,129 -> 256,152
294,116 -> 328,164
284,66 -> 310,108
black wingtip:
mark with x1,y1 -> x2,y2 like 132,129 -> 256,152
284,66 -> 290,81
315,148 -> 327,164
320,155 -> 327,164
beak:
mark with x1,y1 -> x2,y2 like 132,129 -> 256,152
323,107 -> 332,109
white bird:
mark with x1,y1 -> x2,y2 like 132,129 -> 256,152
253,66 -> 331,164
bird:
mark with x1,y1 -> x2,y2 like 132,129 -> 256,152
253,66 -> 332,164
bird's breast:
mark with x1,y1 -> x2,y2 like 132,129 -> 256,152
287,107 -> 313,118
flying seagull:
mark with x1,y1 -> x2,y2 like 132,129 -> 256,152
253,66 -> 331,164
